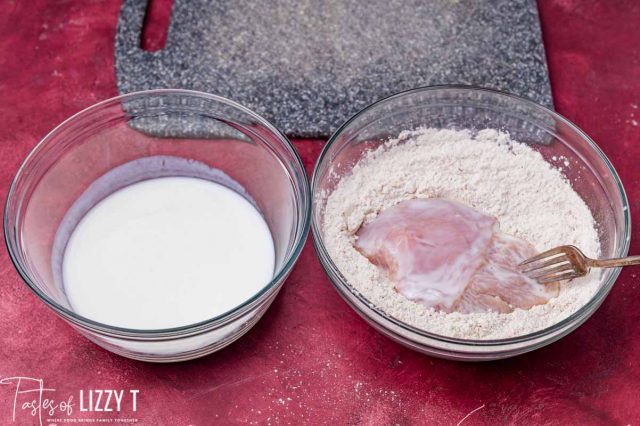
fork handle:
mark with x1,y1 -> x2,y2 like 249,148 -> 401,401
588,255 -> 640,268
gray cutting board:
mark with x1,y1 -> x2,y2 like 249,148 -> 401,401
115,0 -> 552,138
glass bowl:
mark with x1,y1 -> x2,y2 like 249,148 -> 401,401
311,86 -> 630,361
4,89 -> 310,362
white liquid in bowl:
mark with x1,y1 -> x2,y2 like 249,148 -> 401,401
62,177 -> 275,330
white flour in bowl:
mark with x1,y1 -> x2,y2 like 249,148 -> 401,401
322,128 -> 601,339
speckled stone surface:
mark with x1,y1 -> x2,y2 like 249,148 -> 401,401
115,0 -> 553,138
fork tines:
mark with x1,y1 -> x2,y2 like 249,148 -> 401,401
519,247 -> 580,284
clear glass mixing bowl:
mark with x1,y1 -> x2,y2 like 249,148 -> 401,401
4,89 -> 310,362
311,86 -> 630,361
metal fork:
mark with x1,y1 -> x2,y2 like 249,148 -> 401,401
519,245 -> 640,284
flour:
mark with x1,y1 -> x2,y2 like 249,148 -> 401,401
322,128 -> 601,339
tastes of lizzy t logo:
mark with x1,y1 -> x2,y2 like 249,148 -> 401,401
0,376 -> 139,425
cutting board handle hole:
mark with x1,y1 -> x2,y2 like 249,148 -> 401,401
141,0 -> 173,51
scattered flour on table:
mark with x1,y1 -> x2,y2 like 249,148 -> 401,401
322,128 -> 601,339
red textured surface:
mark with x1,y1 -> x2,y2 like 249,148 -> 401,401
0,1 -> 639,424
141,0 -> 172,51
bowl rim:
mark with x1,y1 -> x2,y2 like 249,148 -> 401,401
4,88 -> 311,339
311,84 -> 631,346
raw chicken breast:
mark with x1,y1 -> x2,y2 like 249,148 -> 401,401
355,198 -> 559,313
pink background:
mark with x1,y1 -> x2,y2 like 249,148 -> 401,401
1,1 -> 639,424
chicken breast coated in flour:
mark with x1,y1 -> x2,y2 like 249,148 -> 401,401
355,198 -> 559,313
